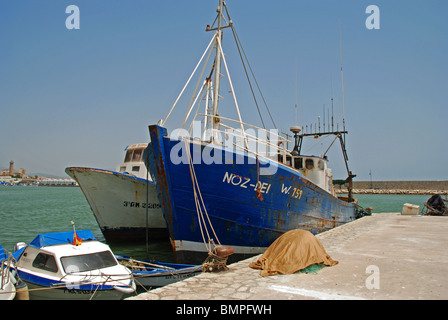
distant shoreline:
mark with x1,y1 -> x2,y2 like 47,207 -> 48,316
335,180 -> 448,195
336,189 -> 447,195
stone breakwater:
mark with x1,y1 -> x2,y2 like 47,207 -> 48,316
337,189 -> 448,195
335,180 -> 448,195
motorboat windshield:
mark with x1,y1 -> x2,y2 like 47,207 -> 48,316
60,250 -> 117,274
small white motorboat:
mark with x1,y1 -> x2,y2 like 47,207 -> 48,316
11,230 -> 136,300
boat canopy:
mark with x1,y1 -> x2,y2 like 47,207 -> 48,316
0,244 -> 7,261
29,230 -> 96,249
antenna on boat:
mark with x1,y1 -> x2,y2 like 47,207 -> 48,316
330,75 -> 334,132
339,18 -> 346,133
295,89 -> 298,128
301,84 -> 304,132
322,104 -> 325,133
295,60 -> 299,128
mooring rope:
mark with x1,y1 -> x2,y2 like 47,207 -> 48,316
183,138 -> 236,272
184,138 -> 221,253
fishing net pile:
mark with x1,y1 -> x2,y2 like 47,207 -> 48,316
249,229 -> 338,277
119,259 -> 146,271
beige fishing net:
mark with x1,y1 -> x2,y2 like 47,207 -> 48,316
249,229 -> 338,277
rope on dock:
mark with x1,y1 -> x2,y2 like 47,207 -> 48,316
202,246 -> 234,272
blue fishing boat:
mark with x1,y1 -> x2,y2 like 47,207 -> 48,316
146,0 -> 366,264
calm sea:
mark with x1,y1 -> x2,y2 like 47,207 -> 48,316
0,186 -> 433,260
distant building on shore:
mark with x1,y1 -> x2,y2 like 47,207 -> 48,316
0,161 -> 27,178
0,161 -> 77,186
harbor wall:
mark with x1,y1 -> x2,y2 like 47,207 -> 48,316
335,180 -> 448,195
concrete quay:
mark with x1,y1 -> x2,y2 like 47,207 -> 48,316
127,213 -> 448,300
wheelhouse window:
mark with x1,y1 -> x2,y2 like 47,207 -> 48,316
132,149 -> 143,162
124,150 -> 132,163
32,253 -> 58,273
119,166 -> 126,172
61,251 -> 117,274
318,159 -> 325,170
294,157 -> 303,170
305,158 -> 314,169
124,149 -> 144,163
132,166 -> 140,172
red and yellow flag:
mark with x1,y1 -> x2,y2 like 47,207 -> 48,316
73,232 -> 82,246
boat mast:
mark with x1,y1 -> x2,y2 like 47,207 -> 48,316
211,0 -> 224,143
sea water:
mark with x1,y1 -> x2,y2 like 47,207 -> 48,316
0,186 -> 433,259
354,193 -> 431,213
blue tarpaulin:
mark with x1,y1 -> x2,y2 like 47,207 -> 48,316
0,244 -> 8,262
29,230 -> 96,248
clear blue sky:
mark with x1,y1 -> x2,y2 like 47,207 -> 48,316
1,0 -> 447,181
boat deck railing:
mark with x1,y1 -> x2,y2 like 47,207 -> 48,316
183,113 -> 294,165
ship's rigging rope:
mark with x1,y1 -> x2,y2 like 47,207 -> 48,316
183,139 -> 234,272
225,8 -> 277,130
161,1 -> 277,135
184,139 -> 221,253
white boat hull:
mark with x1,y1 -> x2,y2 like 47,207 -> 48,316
65,167 -> 167,242
24,282 -> 130,300
0,281 -> 15,300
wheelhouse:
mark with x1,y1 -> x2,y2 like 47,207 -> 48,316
280,154 -> 334,196
116,143 -> 149,179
